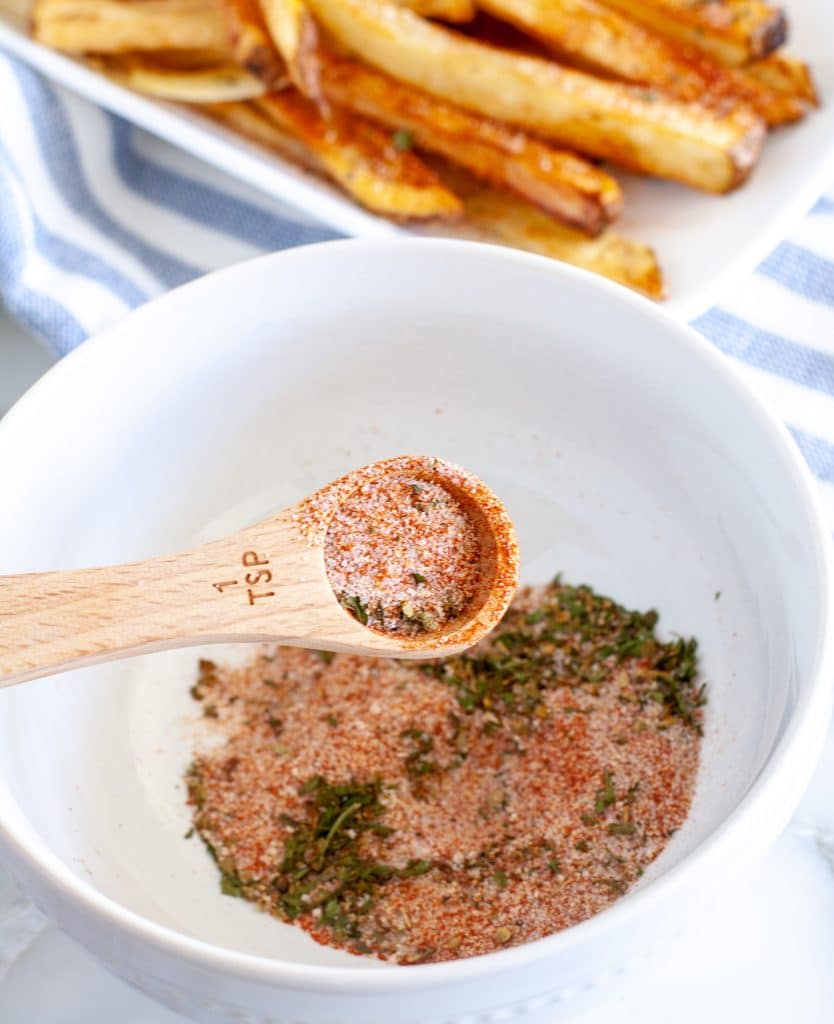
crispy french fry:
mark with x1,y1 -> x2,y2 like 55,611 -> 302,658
720,68 -> 804,127
319,49 -> 621,234
435,162 -> 664,299
307,0 -> 766,193
397,0 -> 475,23
257,0 -> 321,97
256,91 -> 463,219
745,53 -> 819,107
98,56 -> 268,101
32,0 -> 232,55
222,0 -> 287,87
476,0 -> 803,127
205,101 -> 321,169
595,0 -> 787,67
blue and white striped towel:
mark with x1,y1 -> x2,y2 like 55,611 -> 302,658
0,45 -> 834,989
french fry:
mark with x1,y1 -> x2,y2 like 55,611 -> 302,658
257,0 -> 321,97
307,0 -> 766,193
222,0 -> 287,87
256,91 -> 463,219
595,0 -> 787,67
397,0 -> 475,23
319,50 -> 621,234
205,101 -> 321,170
213,95 -> 465,221
98,56 -> 268,101
745,53 -> 819,107
435,162 -> 664,299
32,0 -> 232,55
476,0 -> 803,127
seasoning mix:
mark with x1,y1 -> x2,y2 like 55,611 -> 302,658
323,473 -> 482,636
186,577 -> 705,964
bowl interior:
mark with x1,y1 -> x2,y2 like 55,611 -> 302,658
0,242 -> 823,967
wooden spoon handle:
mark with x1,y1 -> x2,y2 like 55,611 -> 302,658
0,514 -> 342,687
0,559 -> 210,685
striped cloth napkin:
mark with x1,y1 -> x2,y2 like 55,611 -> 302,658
0,43 -> 833,1002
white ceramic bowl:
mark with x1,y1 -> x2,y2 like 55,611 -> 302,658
0,240 -> 831,1024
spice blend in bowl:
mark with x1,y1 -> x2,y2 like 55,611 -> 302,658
186,575 -> 705,964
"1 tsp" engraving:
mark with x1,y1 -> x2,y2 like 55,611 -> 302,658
211,551 -> 275,605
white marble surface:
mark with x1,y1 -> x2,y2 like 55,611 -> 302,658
0,309 -> 833,1024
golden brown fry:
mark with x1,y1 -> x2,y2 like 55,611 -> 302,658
222,0 -> 287,87
596,0 -> 787,67
257,0 -> 321,97
396,0 -> 475,23
256,91 -> 463,219
98,56 -> 268,101
205,101 -> 320,169
319,49 -> 621,234
32,0 -> 231,55
436,162 -> 664,299
307,0 -> 766,193
476,0 -> 802,127
720,68 -> 804,127
745,53 -> 819,107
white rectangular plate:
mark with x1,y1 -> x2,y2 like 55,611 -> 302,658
1,1 -> 833,319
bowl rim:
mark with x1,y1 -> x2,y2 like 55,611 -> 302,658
0,237 -> 831,993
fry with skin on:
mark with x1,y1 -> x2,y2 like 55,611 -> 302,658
255,91 -> 463,219
744,53 -> 819,107
32,0 -> 231,55
222,0 -> 286,87
205,101 -> 661,296
595,0 -> 787,67
434,161 -> 664,300
205,100 -> 322,170
476,0 -> 803,127
319,49 -> 622,234
257,0 -> 321,97
306,0 -> 766,193
96,56 -> 268,102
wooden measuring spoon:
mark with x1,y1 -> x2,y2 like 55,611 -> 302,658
0,456 -> 518,688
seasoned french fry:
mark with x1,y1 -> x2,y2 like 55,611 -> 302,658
435,162 -> 664,299
319,50 -> 621,234
222,0 -> 287,87
596,0 -> 787,67
307,0 -> 766,193
721,68 -> 804,127
205,101 -> 321,170
397,0 -> 475,23
99,56 -> 268,101
476,0 -> 803,127
256,92 -> 463,219
257,0 -> 321,97
32,0 -> 232,55
745,53 -> 819,107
